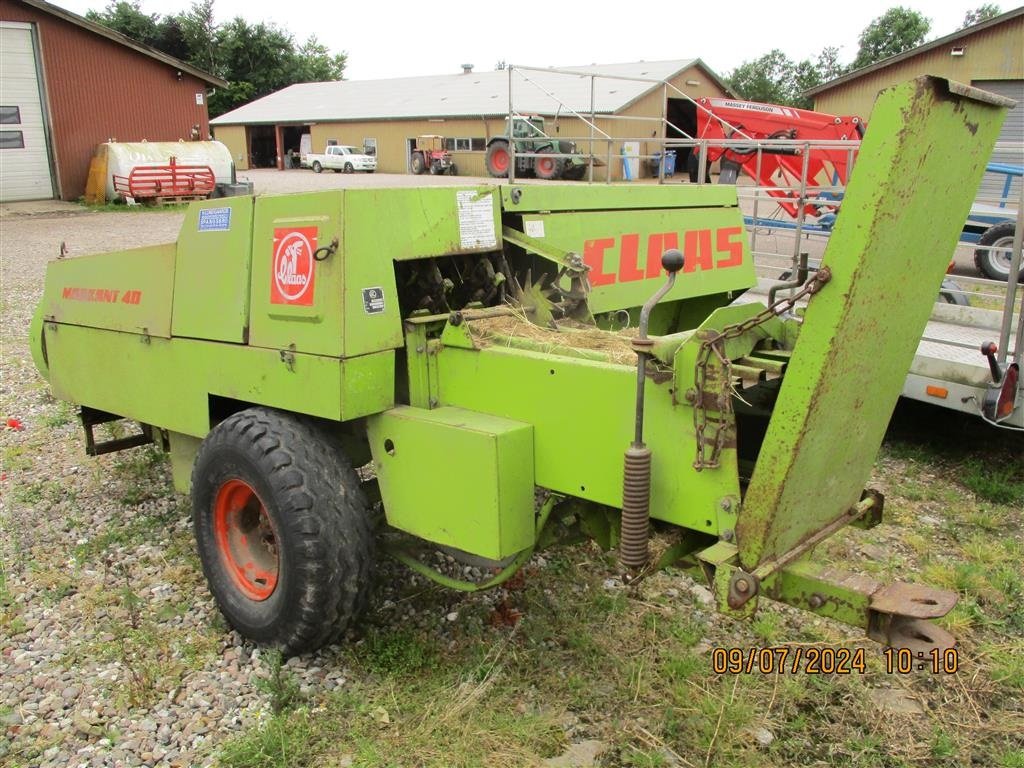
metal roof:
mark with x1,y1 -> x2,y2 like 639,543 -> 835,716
805,6 -> 1024,97
211,59 -> 725,125
15,0 -> 227,87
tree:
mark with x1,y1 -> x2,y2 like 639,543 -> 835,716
960,4 -> 1001,28
851,7 -> 931,70
86,1 -> 160,47
728,48 -> 846,109
85,0 -> 347,117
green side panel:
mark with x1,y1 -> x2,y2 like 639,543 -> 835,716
367,406 -> 535,560
500,183 -> 738,212
344,187 -> 502,261
530,207 -> 755,314
171,197 -> 255,342
247,191 -> 348,357
340,188 -> 500,358
434,345 -> 740,535
44,324 -> 394,437
41,245 -> 176,338
738,77 -> 1009,571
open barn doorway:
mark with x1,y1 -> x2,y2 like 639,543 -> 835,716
666,98 -> 700,179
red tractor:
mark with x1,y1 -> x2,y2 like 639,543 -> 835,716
410,135 -> 457,175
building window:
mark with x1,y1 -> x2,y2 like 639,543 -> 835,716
0,131 -> 25,149
0,107 -> 20,124
363,138 -> 377,156
444,137 -> 483,152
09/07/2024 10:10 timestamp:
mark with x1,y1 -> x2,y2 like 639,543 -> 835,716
710,646 -> 959,675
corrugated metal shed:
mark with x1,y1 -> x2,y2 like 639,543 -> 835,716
211,60 -> 711,125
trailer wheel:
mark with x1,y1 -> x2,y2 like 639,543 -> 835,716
191,408 -> 374,654
312,161 -> 323,173
974,222 -> 1020,282
411,153 -> 425,174
485,140 -> 511,178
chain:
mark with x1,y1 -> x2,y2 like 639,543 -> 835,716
691,268 -> 832,470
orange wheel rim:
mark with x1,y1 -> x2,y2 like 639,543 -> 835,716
213,479 -> 279,601
492,148 -> 509,172
538,157 -> 553,174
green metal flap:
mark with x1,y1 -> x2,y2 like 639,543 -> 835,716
737,77 -> 1008,571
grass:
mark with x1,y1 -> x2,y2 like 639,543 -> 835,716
213,400 -> 1023,767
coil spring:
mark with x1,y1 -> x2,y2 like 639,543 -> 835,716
620,445 -> 652,569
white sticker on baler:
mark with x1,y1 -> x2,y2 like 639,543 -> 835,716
525,219 -> 545,238
456,191 -> 497,249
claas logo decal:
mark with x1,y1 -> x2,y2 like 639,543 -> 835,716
584,227 -> 745,287
271,227 -> 318,305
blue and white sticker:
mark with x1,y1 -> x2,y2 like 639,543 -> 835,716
198,207 -> 232,232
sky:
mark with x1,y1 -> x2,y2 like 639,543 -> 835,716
51,0 -> 989,81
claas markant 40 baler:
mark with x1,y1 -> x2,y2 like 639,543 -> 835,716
30,78 -> 1010,654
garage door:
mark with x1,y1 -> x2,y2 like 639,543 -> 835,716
0,22 -> 55,201
973,79 -> 1023,206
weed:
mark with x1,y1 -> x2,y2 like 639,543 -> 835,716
42,401 -> 74,428
219,709 -> 321,768
358,627 -> 435,677
1,446 -> 32,471
254,651 -> 301,715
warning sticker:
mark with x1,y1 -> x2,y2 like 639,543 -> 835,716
456,191 -> 497,250
362,287 -> 385,314
198,207 -> 231,232
524,219 -> 545,238
271,227 -> 317,305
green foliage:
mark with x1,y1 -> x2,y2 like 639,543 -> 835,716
254,650 -> 302,715
727,47 -> 846,108
85,0 -> 347,117
961,4 -> 1002,28
852,7 -> 931,69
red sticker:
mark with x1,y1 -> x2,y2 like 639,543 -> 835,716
271,227 -> 317,305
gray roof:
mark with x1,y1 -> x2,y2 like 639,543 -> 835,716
211,59 -> 726,125
805,5 -> 1024,97
16,0 -> 227,87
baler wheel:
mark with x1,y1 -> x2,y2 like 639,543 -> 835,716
191,408 -> 374,654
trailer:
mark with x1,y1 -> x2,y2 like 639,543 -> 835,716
30,78 -> 1011,655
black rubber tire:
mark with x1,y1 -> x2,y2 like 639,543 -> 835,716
312,161 -> 322,173
974,222 -> 1020,282
534,148 -> 564,180
449,164 -> 458,176
485,140 -> 511,178
191,408 -> 374,655
411,153 -> 425,174
343,163 -> 354,174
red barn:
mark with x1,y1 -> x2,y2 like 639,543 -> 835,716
0,0 -> 226,201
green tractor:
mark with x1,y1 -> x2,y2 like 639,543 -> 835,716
485,115 -> 588,180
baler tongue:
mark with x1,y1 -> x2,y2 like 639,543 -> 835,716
719,78 -> 1011,646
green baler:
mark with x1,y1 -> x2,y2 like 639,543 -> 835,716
31,78 -> 1010,654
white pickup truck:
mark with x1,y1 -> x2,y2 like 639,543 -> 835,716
304,145 -> 377,174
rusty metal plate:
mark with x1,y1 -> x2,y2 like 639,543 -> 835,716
870,582 -> 957,618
